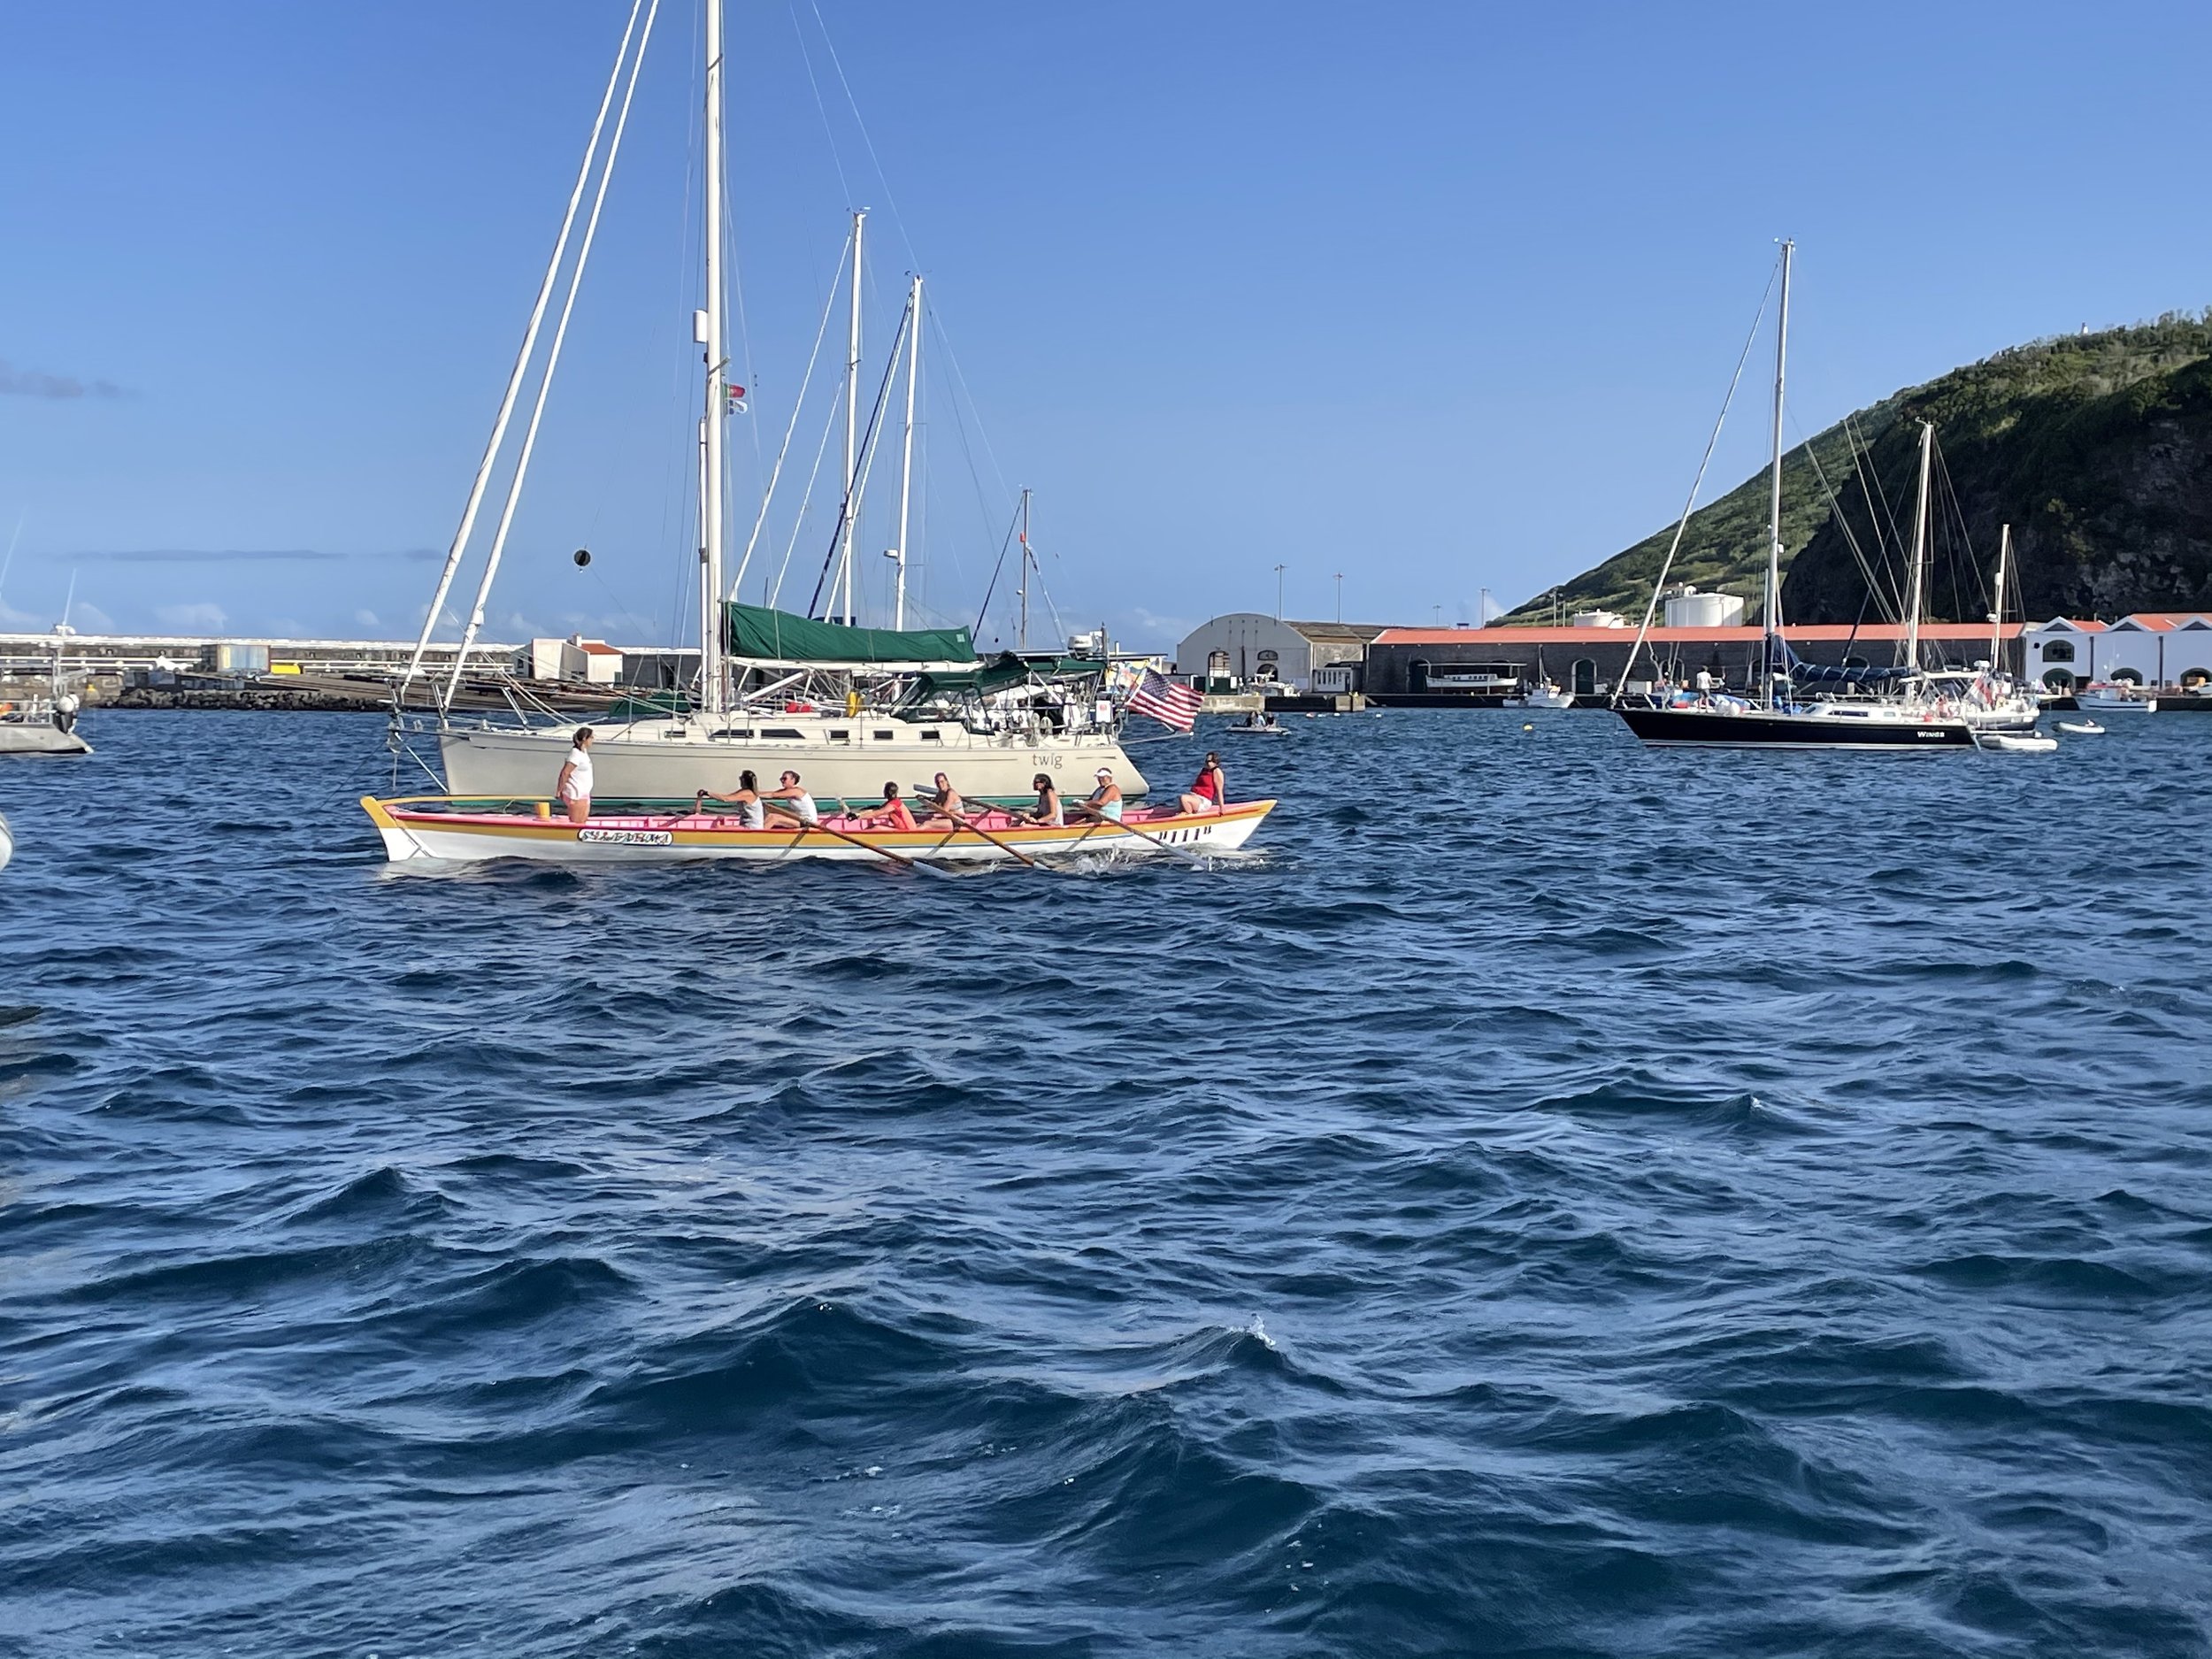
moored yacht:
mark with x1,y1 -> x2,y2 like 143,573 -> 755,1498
392,1 -> 1144,802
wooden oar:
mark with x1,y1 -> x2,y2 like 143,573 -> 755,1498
939,805 -> 1047,870
799,817 -> 950,875
1069,803 -> 1213,867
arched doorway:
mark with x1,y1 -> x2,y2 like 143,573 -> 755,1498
1571,658 -> 1597,697
2042,668 -> 2076,691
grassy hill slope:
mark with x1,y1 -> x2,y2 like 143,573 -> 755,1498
1509,313 -> 2212,625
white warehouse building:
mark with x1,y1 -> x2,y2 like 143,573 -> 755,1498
2022,614 -> 2212,690
1171,614 -> 1389,691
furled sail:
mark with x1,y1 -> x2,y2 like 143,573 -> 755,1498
723,603 -> 977,668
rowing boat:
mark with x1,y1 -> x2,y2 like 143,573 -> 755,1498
361,795 -> 1274,866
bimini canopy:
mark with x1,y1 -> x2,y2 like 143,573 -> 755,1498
896,652 -> 1102,707
1768,633 -> 1914,685
723,603 -> 977,669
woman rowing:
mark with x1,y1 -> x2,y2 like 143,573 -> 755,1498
855,780 -> 918,831
695,770 -> 765,828
1020,772 -> 1064,826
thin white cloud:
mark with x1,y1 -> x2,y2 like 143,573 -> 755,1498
0,359 -> 131,400
155,603 -> 229,631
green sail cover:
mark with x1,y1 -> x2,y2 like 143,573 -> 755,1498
724,603 -> 975,666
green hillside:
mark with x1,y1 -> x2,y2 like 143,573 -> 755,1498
1509,313 -> 2212,626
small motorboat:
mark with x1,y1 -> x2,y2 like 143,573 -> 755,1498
361,795 -> 1275,867
1508,682 -> 1575,710
1225,712 -> 1289,737
1975,732 -> 2058,754
2056,720 -> 2105,735
2073,682 -> 2157,714
0,692 -> 92,757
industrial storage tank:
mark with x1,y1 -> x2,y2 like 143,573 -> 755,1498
1662,588 -> 1746,628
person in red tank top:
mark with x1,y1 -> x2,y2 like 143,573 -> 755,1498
1179,752 -> 1225,816
856,780 -> 917,831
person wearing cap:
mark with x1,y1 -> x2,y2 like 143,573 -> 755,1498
1076,766 -> 1123,823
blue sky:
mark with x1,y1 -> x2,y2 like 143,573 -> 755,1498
3,1 -> 2208,651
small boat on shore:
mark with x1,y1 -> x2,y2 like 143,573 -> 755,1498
362,795 -> 1273,867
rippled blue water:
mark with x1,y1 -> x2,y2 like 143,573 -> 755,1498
4,709 -> 2209,1657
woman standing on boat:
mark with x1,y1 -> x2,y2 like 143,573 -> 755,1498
555,727 -> 595,823
1179,752 -> 1225,816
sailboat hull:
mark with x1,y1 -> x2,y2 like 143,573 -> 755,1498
437,719 -> 1148,803
1617,705 -> 1976,749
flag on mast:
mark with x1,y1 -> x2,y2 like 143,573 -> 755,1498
1127,668 -> 1202,733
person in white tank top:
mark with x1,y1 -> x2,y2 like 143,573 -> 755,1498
762,770 -> 819,828
695,769 -> 766,829
555,727 -> 595,823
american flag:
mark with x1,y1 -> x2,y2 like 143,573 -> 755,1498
1126,668 -> 1204,733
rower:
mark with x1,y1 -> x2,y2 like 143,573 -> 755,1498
918,771 -> 964,827
1021,772 -> 1064,826
1077,766 -> 1123,823
695,769 -> 765,828
856,781 -> 917,831
761,769 -> 818,827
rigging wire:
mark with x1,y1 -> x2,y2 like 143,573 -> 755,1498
733,226 -> 852,597
806,301 -> 911,617
442,0 -> 663,712
1618,260 -> 1777,695
401,0 -> 650,701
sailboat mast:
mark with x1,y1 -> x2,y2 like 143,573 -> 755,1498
1018,488 -> 1032,651
1904,419 -> 1934,676
839,210 -> 867,625
1763,238 -> 1793,708
699,0 -> 727,716
894,273 -> 922,630
1990,522 -> 2011,672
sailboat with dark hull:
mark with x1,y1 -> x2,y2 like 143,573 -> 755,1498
1615,242 -> 1975,751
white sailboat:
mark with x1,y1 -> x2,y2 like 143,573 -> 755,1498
394,1 -> 1144,803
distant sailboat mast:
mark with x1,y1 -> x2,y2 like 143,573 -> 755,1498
1763,238 -> 1793,709
1902,419 -> 1934,676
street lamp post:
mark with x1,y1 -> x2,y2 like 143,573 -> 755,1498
1334,572 -> 1343,623
1273,563 -> 1286,621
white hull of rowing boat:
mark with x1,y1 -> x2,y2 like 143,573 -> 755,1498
436,719 -> 1146,803
364,795 -> 1271,866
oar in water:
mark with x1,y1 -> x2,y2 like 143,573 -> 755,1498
939,806 -> 1048,870
800,817 -> 951,875
1068,803 -> 1212,867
